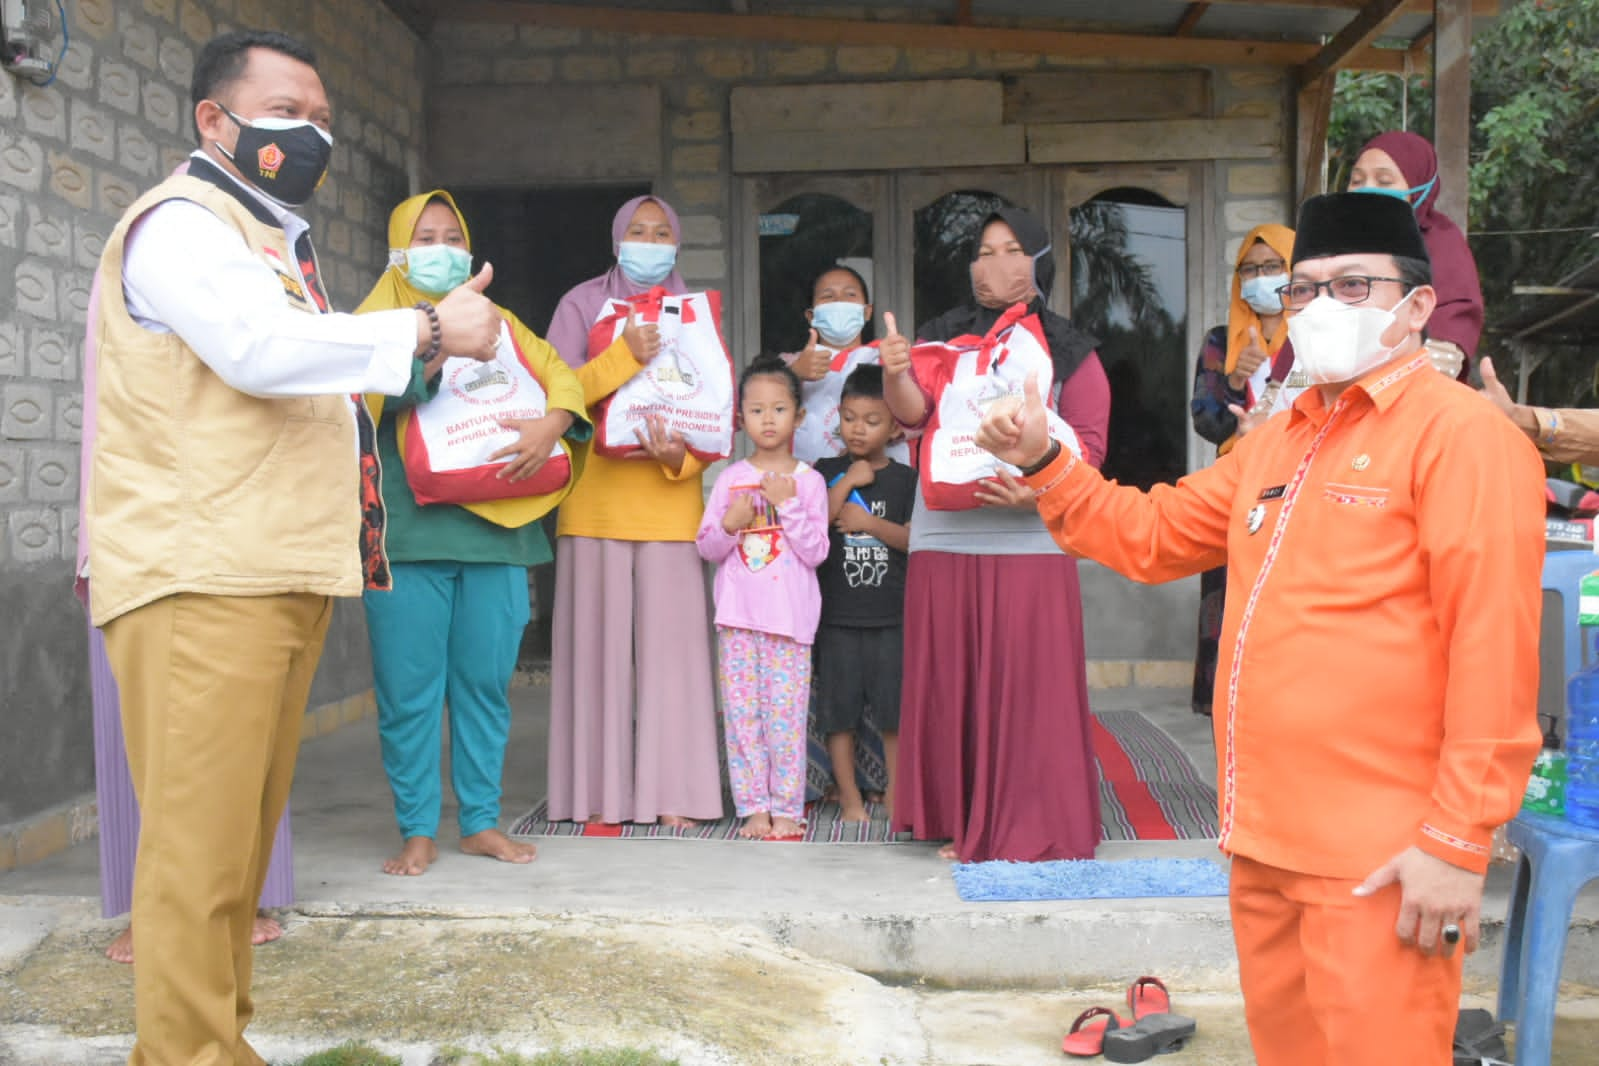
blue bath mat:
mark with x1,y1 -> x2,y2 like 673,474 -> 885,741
953,857 -> 1229,902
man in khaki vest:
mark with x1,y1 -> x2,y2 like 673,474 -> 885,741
87,30 -> 501,1066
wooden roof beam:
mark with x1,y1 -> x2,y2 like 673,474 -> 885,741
1175,4 -> 1211,36
450,1 -> 1408,71
1299,0 -> 1411,88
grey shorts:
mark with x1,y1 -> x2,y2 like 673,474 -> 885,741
811,624 -> 903,735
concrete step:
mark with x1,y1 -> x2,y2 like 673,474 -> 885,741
4,898 -> 1598,1066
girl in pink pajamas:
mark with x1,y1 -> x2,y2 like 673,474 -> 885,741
697,357 -> 830,840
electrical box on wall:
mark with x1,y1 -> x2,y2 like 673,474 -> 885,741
2,0 -> 60,83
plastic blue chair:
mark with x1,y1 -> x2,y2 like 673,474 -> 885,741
1496,811 -> 1599,1066
1542,550 -> 1593,697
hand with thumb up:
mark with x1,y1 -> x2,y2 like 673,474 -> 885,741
433,262 -> 501,363
621,306 -> 661,366
878,312 -> 911,376
975,374 -> 1053,471
791,329 -> 829,382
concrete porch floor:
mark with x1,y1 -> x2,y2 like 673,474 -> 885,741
2,682 -> 1597,1064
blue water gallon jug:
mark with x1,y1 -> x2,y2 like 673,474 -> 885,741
1566,631 -> 1599,829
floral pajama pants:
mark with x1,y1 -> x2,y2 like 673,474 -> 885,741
716,626 -> 810,821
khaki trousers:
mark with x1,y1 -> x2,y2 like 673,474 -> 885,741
1230,854 -> 1465,1066
104,592 -> 332,1066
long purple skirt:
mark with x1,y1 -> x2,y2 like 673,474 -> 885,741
90,618 -> 293,918
546,537 -> 724,823
893,551 -> 1101,863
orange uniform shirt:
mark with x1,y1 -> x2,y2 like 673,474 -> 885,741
1025,353 -> 1545,877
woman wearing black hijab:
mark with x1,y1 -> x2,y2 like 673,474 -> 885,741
882,207 -> 1110,863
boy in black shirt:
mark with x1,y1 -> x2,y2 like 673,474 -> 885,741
812,365 -> 915,823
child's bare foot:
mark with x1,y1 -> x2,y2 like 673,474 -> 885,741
105,926 -> 133,964
251,913 -> 284,945
769,815 -> 803,838
382,836 -> 438,876
460,828 -> 537,864
659,815 -> 696,829
108,910 -> 281,964
739,812 -> 772,839
937,843 -> 959,861
839,798 -> 869,823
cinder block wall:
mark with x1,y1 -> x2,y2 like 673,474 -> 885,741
0,0 -> 422,838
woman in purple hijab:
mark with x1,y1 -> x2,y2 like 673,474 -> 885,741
543,196 -> 724,827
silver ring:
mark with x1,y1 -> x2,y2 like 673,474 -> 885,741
1442,923 -> 1462,945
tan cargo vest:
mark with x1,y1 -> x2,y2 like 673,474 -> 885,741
88,173 -> 362,625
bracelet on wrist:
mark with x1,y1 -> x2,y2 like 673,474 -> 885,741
416,301 -> 442,363
1018,438 -> 1062,478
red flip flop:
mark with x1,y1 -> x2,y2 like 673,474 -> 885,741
1126,976 -> 1172,1021
1063,1005 -> 1125,1057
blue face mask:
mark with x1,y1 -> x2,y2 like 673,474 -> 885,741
617,241 -> 678,285
404,244 -> 472,294
1239,274 -> 1285,316
1352,174 -> 1437,209
810,301 -> 867,347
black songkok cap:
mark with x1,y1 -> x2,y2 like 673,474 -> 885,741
1291,192 -> 1431,268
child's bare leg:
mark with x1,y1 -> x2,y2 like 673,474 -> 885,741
881,730 -> 898,824
826,731 -> 868,822
739,811 -> 772,838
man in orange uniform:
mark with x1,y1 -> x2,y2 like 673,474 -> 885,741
977,192 -> 1544,1065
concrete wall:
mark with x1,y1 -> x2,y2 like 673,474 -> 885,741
0,0 -> 422,832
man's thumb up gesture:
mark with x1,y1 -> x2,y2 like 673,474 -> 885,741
977,375 -> 1053,470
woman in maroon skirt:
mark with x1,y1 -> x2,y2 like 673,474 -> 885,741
882,207 -> 1109,863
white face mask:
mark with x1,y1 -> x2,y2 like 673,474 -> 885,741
1286,291 -> 1414,386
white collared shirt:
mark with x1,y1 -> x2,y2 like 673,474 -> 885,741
121,150 -> 415,398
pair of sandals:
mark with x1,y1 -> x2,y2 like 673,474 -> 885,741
1063,976 -> 1197,1062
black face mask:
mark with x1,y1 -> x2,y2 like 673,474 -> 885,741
215,105 -> 333,207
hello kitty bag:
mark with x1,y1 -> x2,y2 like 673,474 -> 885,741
586,287 -> 735,462
911,303 -> 1081,511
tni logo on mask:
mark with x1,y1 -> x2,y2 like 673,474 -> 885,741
257,142 -> 286,179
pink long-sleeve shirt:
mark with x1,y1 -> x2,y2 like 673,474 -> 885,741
696,459 -> 830,643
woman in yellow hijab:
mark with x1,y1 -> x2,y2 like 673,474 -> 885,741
1188,222 -> 1295,717
355,191 -> 589,877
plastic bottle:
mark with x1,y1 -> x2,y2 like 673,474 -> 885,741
1565,631 -> 1599,829
1522,715 -> 1567,816
1580,570 -> 1599,627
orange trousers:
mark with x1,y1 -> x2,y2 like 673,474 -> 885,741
1230,855 -> 1464,1066
105,592 -> 332,1066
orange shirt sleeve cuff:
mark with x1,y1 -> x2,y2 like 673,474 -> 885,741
1415,817 -> 1494,875
1020,440 -> 1081,497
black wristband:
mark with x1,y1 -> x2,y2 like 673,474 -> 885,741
1018,438 -> 1062,478
415,300 -> 442,363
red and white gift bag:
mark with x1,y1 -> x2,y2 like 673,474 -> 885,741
402,321 -> 572,506
911,303 -> 1081,511
586,287 -> 735,462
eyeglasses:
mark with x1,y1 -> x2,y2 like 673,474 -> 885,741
1276,276 -> 1408,309
1236,260 -> 1287,281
